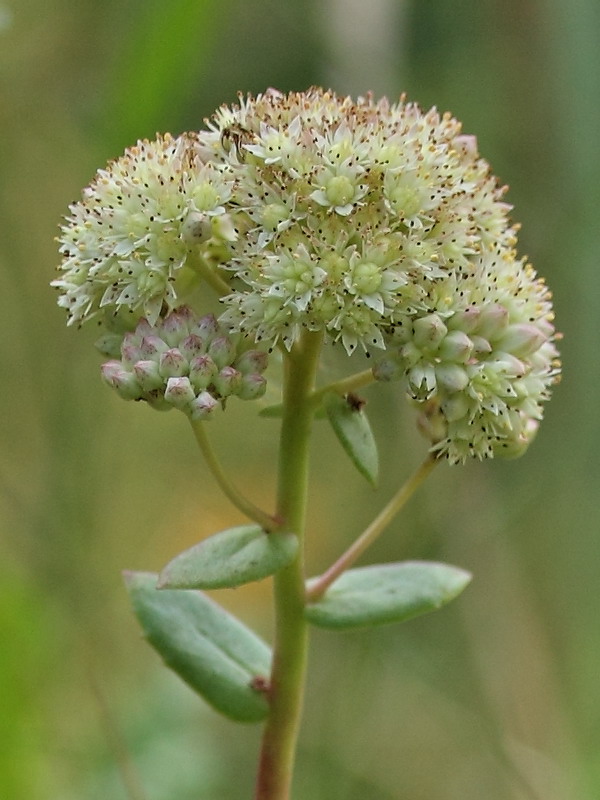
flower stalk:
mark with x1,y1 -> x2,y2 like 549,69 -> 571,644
254,329 -> 323,800
306,453 -> 439,602
190,420 -> 278,532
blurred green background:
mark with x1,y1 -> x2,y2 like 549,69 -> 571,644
1,0 -> 598,798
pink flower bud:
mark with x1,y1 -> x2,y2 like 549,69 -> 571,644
235,349 -> 269,375
101,362 -> 142,400
189,355 -> 217,391
189,391 -> 218,420
133,359 -> 164,391
208,336 -> 237,369
212,366 -> 243,398
238,373 -> 267,400
159,348 -> 187,378
164,377 -> 196,408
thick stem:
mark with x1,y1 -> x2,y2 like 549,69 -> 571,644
254,330 -> 323,800
306,453 -> 439,602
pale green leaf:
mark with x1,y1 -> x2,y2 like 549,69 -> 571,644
305,561 -> 471,630
158,525 -> 298,590
323,392 -> 379,486
124,571 -> 271,722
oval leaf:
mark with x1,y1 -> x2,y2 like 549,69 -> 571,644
305,561 -> 471,630
158,525 -> 298,590
124,571 -> 271,722
323,392 -> 379,486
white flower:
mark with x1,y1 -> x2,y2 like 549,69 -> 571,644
56,88 -> 560,460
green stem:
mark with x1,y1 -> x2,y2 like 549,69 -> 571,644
254,329 -> 323,800
190,420 -> 278,532
306,453 -> 438,602
189,247 -> 232,297
308,367 -> 375,410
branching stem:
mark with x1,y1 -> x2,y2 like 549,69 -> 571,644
309,367 -> 375,410
190,420 -> 278,531
306,453 -> 439,602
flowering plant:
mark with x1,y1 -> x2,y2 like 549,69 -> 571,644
53,88 -> 560,799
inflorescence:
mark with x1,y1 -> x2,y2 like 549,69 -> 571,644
53,88 -> 560,462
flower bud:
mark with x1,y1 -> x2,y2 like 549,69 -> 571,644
179,333 -> 206,361
193,314 -> 219,345
238,373 -> 267,400
496,323 -> 546,358
436,364 -> 469,393
95,333 -> 123,359
441,393 -> 470,423
477,303 -> 509,340
189,391 -> 218,420
161,308 -> 194,346
212,366 -> 243,398
470,336 -> 493,355
189,354 -> 217,391
234,349 -> 269,375
140,335 -> 168,358
101,362 -> 142,400
164,376 -> 196,409
159,348 -> 187,378
438,330 -> 473,363
133,360 -> 164,391
412,314 -> 447,351
208,335 -> 237,369
399,341 -> 422,368
448,306 -> 481,334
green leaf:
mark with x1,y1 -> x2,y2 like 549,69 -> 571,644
323,392 -> 379,486
305,561 -> 471,630
158,524 -> 298,590
124,571 -> 271,722
258,402 -> 284,418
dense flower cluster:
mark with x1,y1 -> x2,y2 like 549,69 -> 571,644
54,88 -> 560,460
99,307 -> 268,419
373,246 -> 559,461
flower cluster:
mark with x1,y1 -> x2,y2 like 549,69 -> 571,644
373,246 -> 560,462
53,133 -> 237,328
99,307 -> 268,419
54,88 -> 560,461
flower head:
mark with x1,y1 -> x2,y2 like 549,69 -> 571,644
53,134 -> 236,328
54,88 -> 560,461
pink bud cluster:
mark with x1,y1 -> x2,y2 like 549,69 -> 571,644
100,307 -> 268,419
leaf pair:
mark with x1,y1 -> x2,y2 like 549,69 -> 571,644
125,523 -> 470,723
